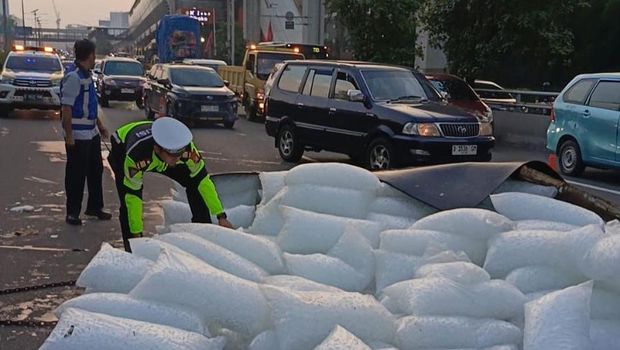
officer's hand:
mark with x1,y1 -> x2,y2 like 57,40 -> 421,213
218,218 -> 234,229
65,138 -> 75,147
99,126 -> 110,140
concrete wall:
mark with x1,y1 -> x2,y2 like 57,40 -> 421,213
493,110 -> 550,149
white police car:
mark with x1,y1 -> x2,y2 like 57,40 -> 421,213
0,45 -> 64,115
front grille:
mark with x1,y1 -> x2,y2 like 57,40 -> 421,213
13,79 -> 52,88
197,94 -> 233,102
14,89 -> 52,97
439,123 -> 479,137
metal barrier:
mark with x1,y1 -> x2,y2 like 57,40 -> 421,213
474,88 -> 559,116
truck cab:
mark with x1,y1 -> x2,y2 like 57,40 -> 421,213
220,46 -> 304,121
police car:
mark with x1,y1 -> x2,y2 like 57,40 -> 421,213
0,45 -> 64,114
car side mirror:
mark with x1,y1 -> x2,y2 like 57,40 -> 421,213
157,78 -> 170,86
347,89 -> 365,102
440,91 -> 450,101
93,69 -> 101,75
223,80 -> 230,87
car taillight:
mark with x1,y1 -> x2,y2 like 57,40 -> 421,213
550,108 -> 556,122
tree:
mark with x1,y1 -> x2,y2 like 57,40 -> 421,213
324,0 -> 422,66
419,0 -> 586,88
213,22 -> 245,65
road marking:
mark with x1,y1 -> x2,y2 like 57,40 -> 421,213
566,180 -> 620,197
0,245 -> 73,252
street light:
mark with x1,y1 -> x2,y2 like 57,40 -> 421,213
200,37 -> 205,43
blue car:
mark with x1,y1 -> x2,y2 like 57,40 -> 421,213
547,73 -> 620,176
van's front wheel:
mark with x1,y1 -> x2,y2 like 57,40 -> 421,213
278,125 -> 304,162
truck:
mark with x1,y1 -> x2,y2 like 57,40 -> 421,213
219,45 -> 304,121
156,15 -> 202,64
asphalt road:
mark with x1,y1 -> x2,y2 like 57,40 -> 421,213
1,103 -> 619,349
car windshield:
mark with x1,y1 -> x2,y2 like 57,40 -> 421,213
5,55 -> 62,73
431,78 -> 479,101
256,52 -> 304,79
170,68 -> 224,87
361,69 -> 428,101
103,61 -> 144,76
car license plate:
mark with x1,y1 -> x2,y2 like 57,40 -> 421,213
121,88 -> 134,94
452,145 -> 477,155
201,105 -> 218,112
25,94 -> 44,101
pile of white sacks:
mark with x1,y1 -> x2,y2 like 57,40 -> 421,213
41,163 -> 620,350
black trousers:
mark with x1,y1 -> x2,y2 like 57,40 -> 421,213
65,134 -> 104,216
108,138 -> 212,252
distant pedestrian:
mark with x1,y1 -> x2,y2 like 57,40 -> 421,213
61,39 -> 111,225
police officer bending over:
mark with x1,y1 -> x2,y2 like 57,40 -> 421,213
108,117 -> 233,252
61,39 -> 111,225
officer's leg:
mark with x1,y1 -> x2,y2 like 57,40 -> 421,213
108,142 -> 136,252
65,140 -> 88,216
86,135 -> 104,212
164,166 -> 212,223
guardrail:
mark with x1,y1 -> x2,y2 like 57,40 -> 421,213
474,88 -> 559,116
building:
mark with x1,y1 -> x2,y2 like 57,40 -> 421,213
109,12 -> 129,35
99,20 -> 111,27
414,30 -> 448,73
244,0 -> 325,45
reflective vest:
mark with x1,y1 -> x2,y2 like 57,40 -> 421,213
62,65 -> 98,130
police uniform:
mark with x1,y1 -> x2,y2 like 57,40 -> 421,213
108,119 -> 225,252
60,63 -> 104,219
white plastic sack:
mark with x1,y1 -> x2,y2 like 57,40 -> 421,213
484,225 -> 605,278
76,243 -> 153,294
366,212 -> 416,230
314,325 -> 372,350
368,196 -> 435,221
395,316 -> 522,349
278,206 -> 383,253
382,277 -> 526,321
54,293 -> 208,335
281,185 -> 374,219
259,171 -> 287,205
161,200 -> 192,226
284,253 -> 369,292
590,319 -> 620,350
380,229 -> 487,265
40,308 -> 225,350
374,250 -> 420,293
156,232 -> 268,282
411,208 -> 514,240
263,275 -> 344,293
493,179 -> 558,197
515,220 -> 578,232
129,237 -> 195,261
327,231 -> 375,288
168,223 -> 285,274
591,286 -> 620,320
491,192 -> 604,227
262,286 -> 396,350
248,192 -> 286,236
523,281 -> 593,350
248,330 -> 280,350
285,162 -> 381,191
505,265 -> 586,294
581,234 -> 620,286
415,261 -> 491,285
130,249 -> 271,336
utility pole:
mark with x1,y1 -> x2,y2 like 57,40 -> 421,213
21,0 -> 26,45
226,0 -> 231,63
230,0 -> 235,65
212,8 -> 217,57
2,0 -> 8,52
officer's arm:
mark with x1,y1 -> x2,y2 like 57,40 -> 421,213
185,144 -> 225,216
123,156 -> 145,235
60,73 -> 80,145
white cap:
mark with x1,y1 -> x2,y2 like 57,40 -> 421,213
152,117 -> 193,154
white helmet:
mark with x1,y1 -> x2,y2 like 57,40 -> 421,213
152,117 -> 192,154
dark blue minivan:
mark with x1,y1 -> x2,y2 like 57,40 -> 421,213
264,61 -> 494,169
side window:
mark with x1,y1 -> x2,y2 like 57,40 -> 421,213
277,65 -> 307,93
333,71 -> 359,100
302,70 -> 316,95
588,81 -> 620,111
160,67 -> 169,80
309,70 -> 333,98
563,79 -> 596,105
246,54 -> 256,72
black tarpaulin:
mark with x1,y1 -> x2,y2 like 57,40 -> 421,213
376,161 -> 563,210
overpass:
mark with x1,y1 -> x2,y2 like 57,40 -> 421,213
14,27 -> 129,44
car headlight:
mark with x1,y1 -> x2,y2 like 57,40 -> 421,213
403,122 -> 441,137
52,78 -> 62,86
0,76 -> 13,84
104,79 -> 117,86
256,89 -> 265,101
480,122 -> 493,136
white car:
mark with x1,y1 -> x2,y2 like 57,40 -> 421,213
473,79 -> 517,106
0,46 -> 64,115
182,59 -> 228,72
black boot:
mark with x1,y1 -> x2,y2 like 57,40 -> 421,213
66,214 -> 83,225
84,209 -> 112,220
